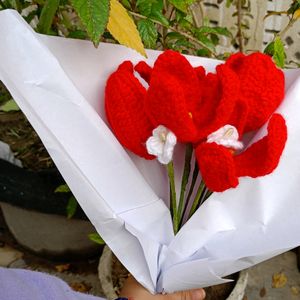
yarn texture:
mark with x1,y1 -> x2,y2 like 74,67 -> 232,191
104,50 -> 287,192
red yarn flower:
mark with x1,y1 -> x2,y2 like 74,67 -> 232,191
105,61 -> 154,159
136,50 -> 241,143
195,53 -> 287,192
105,50 -> 287,192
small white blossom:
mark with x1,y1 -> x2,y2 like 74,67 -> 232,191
146,125 -> 177,164
207,125 -> 244,150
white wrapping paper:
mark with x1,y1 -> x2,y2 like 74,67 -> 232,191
1,9 -> 300,294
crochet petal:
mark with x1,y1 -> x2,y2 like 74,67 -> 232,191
235,114 -> 287,177
226,52 -> 285,132
145,50 -> 201,142
194,64 -> 240,141
105,61 -> 154,159
195,143 -> 239,192
134,61 -> 152,84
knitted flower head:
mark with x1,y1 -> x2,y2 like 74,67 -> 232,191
105,50 -> 287,192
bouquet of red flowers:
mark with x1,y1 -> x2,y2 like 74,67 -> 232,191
1,9 -> 300,295
105,49 -> 287,234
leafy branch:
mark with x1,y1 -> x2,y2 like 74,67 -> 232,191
129,10 -> 217,57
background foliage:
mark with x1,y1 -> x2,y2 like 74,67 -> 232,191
0,0 -> 300,64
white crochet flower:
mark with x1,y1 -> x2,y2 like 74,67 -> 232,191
207,125 -> 244,150
146,125 -> 177,164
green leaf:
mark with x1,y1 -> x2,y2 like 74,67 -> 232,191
71,0 -> 110,46
136,0 -> 153,16
264,41 -> 275,56
68,30 -> 87,39
226,0 -> 234,7
196,34 -> 216,52
174,38 -> 194,48
137,0 -> 169,26
273,37 -> 285,68
168,0 -> 195,13
121,0 -> 131,9
165,32 -> 184,40
197,48 -> 210,57
66,196 -> 78,218
151,9 -> 169,26
265,37 -> 285,68
137,19 -> 158,48
55,184 -> 71,193
0,99 -> 20,112
196,26 -> 231,37
88,233 -> 105,245
288,0 -> 300,15
37,0 -> 60,34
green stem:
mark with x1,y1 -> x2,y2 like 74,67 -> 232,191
203,189 -> 213,201
189,180 -> 205,218
177,144 -> 193,221
128,11 -> 217,57
179,161 -> 199,227
167,161 -> 178,234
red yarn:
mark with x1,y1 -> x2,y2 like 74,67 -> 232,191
144,50 -> 202,143
134,61 -> 152,84
235,113 -> 287,177
194,64 -> 240,141
105,61 -> 154,159
105,51 -> 287,193
225,52 -> 285,133
196,142 -> 239,192
196,114 -> 287,192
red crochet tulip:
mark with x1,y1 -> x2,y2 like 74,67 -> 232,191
105,61 -> 154,159
225,52 -> 285,133
194,63 -> 241,141
196,114 -> 287,192
136,50 -> 241,144
143,50 -> 203,143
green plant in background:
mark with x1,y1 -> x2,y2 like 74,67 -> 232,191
88,232 -> 105,245
264,0 -> 300,67
55,183 -> 78,218
1,0 -> 300,64
55,184 -> 106,244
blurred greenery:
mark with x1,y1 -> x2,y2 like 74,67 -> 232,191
1,0 -> 299,65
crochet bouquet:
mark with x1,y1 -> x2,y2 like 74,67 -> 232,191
1,9 -> 300,294
105,50 -> 287,233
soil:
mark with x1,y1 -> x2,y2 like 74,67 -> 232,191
0,111 -> 54,170
0,81 -> 53,170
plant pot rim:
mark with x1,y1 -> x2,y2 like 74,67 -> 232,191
98,245 -> 248,300
0,158 -> 87,220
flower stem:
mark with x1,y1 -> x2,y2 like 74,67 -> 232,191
179,159 -> 199,227
188,180 -> 205,218
177,144 -> 193,222
167,161 -> 178,234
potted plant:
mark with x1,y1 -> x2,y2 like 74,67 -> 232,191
0,81 -> 101,260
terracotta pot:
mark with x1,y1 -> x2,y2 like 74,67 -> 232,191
98,245 -> 248,300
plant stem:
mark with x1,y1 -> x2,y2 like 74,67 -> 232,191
177,144 -> 193,222
188,180 -> 205,218
128,11 -> 217,57
236,0 -> 244,53
179,161 -> 199,227
203,189 -> 213,201
167,161 -> 178,234
278,18 -> 296,39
